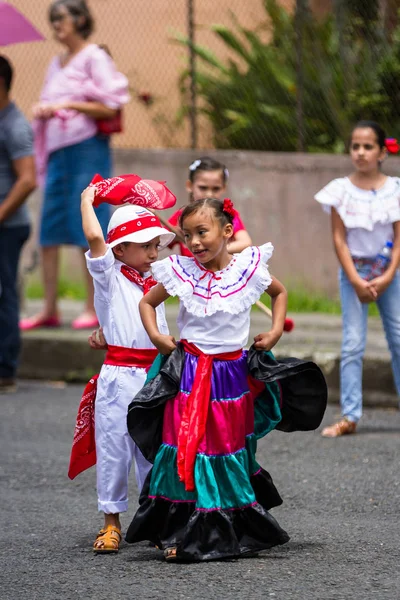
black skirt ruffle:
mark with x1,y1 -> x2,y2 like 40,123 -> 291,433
125,468 -> 288,562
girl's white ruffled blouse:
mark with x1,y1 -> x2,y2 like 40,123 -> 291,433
152,244 -> 274,354
315,176 -> 400,257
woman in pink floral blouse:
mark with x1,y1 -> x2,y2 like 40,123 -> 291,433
21,0 -> 129,331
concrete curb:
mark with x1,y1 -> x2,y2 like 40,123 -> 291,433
19,333 -> 398,409
19,300 -> 398,407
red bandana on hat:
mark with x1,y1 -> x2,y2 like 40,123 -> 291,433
91,173 -> 177,209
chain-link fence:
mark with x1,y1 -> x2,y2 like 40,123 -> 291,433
182,0 -> 400,153
3,0 -> 400,152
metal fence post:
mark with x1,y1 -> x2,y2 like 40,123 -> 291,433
295,0 -> 307,152
187,0 -> 198,149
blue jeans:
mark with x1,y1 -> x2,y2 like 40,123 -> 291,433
0,225 -> 30,379
339,266 -> 400,422
40,136 -> 111,247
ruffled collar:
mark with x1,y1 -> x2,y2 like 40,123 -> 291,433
152,244 -> 273,317
315,176 -> 400,231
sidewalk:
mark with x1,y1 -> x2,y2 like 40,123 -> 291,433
19,299 -> 398,407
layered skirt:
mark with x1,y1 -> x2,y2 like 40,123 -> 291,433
125,345 -> 327,561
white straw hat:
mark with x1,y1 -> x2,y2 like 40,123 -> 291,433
106,205 -> 175,249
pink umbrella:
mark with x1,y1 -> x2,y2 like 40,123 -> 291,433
0,2 -> 44,46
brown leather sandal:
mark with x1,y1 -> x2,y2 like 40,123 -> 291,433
164,547 -> 177,561
321,417 -> 356,438
93,525 -> 122,553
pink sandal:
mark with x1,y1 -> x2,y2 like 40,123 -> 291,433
72,315 -> 99,330
20,315 -> 61,331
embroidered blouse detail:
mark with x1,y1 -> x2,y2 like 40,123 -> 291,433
315,177 -> 400,231
152,243 -> 273,317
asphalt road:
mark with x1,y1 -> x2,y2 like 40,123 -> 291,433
1,381 -> 399,600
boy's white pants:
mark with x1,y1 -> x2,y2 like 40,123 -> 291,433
95,366 -> 152,514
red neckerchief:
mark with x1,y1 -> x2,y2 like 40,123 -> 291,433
120,265 -> 158,295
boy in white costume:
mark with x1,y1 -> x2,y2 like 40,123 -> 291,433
78,184 -> 175,553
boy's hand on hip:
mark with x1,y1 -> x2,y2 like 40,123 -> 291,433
152,334 -> 177,355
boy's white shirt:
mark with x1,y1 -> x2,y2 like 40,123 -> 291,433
85,245 -> 169,350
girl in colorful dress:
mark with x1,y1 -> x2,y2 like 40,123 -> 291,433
168,156 -> 252,256
315,120 -> 400,438
125,197 -> 327,561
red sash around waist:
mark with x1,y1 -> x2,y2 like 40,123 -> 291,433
68,346 -> 157,480
177,340 -> 243,492
104,345 -> 158,368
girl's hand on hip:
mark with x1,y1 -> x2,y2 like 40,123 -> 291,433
152,334 -> 177,355
254,330 -> 282,351
353,278 -> 377,303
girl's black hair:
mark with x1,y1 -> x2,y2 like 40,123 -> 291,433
49,0 -> 94,39
351,120 -> 386,149
188,156 -> 229,183
179,198 -> 233,229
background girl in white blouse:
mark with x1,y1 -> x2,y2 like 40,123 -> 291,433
315,120 -> 400,437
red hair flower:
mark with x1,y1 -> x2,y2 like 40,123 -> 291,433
385,138 -> 400,153
222,198 -> 235,217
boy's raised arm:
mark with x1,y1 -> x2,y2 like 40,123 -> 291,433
81,185 -> 107,258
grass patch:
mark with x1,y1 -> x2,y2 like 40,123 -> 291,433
259,288 -> 380,317
25,279 -> 87,301
25,279 -> 380,316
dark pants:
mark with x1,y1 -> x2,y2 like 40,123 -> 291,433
0,225 -> 30,379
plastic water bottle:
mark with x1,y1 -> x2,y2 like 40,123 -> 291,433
365,241 -> 393,281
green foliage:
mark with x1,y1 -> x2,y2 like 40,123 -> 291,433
177,0 -> 400,152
